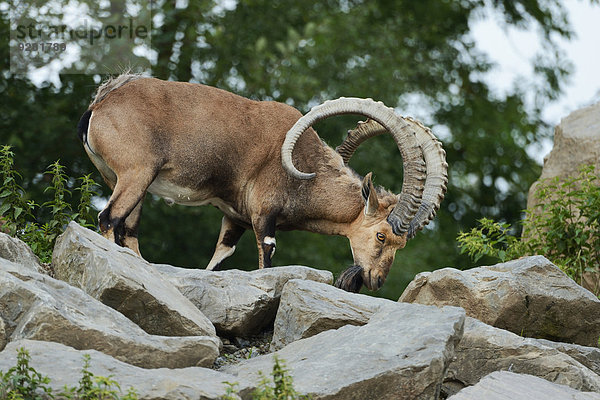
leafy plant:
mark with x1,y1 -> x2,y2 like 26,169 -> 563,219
0,146 -> 99,263
0,347 -> 53,400
457,217 -> 525,263
0,347 -> 137,400
458,165 -> 600,292
221,356 -> 310,400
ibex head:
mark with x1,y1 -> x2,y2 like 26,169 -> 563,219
282,98 -> 448,292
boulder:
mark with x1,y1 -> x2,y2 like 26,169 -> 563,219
224,303 -> 465,400
0,262 -> 220,368
0,340 -> 254,400
536,339 -> 600,376
527,102 -> 600,294
448,371 -> 600,400
0,232 -> 42,272
52,222 -> 216,337
528,101 -> 600,209
271,279 -> 393,350
156,264 -> 333,337
399,256 -> 600,346
445,318 -> 600,393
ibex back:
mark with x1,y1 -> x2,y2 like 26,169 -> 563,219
78,75 -> 447,292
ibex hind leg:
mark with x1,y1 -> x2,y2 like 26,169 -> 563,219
121,197 -> 144,256
207,216 -> 246,270
98,169 -> 156,253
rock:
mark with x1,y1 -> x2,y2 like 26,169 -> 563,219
528,101 -> 600,207
52,222 -> 216,338
224,303 -> 465,400
0,232 -> 42,272
448,371 -> 600,400
445,318 -> 600,393
527,102 -> 600,294
0,340 -> 254,400
0,262 -> 220,368
537,339 -> 600,376
0,316 -> 5,351
271,279 -> 393,350
399,255 -> 600,346
155,264 -> 333,336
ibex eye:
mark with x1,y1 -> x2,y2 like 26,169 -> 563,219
376,232 -> 386,242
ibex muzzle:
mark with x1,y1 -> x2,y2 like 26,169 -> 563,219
78,75 -> 447,292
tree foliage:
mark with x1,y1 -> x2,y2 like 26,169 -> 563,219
0,0 -> 591,298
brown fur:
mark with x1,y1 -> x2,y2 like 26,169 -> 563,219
83,76 -> 409,291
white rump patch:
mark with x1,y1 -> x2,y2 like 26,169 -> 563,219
264,236 -> 276,246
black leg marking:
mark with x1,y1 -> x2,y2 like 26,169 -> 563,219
222,226 -> 245,248
253,211 -> 278,269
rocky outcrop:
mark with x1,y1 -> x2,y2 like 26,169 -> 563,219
2,217 -> 599,399
0,260 -> 220,368
52,222 -> 216,338
225,303 -> 466,400
448,371 -> 600,400
445,317 -> 600,393
399,256 -> 600,346
156,264 -> 333,336
0,232 -> 43,273
528,101 -> 600,209
526,102 -> 600,294
0,340 -> 254,400
271,279 -> 392,350
536,339 -> 600,377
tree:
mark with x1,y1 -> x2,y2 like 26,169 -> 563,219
0,0 -> 591,298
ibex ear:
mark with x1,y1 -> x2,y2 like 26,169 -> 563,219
361,172 -> 379,216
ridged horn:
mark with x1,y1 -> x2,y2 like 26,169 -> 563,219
335,118 -> 448,239
281,97 -> 426,235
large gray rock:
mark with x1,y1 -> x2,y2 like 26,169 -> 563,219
445,318 -> 600,393
52,222 -> 216,338
0,232 -> 42,272
448,371 -> 600,400
0,340 -> 254,400
271,279 -> 393,350
399,256 -> 600,346
527,102 -> 600,294
224,303 -> 466,400
0,262 -> 220,368
537,339 -> 600,376
156,264 -> 333,336
528,101 -> 600,208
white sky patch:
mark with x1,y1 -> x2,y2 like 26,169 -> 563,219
470,1 -> 600,162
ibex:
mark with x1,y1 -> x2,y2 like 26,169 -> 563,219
77,74 -> 447,292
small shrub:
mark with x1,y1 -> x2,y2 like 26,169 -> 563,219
0,146 -> 99,263
0,347 -> 137,400
458,165 -> 600,292
221,356 -> 310,400
0,347 -> 53,400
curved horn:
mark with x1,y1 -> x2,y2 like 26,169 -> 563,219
335,118 -> 383,165
281,97 -> 426,235
336,118 -> 448,239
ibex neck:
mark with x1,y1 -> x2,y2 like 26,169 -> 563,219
299,172 -> 364,237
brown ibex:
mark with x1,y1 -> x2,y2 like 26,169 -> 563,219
77,74 -> 447,292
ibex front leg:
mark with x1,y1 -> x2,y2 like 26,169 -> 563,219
252,213 -> 278,269
206,216 -> 246,270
